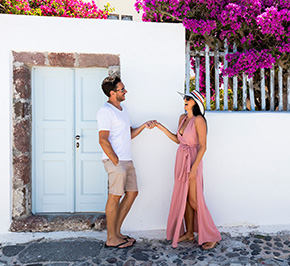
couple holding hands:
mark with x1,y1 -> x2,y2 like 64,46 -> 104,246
97,76 -> 221,250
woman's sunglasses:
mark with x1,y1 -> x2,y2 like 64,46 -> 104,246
184,96 -> 193,101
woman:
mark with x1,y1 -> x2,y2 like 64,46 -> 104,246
156,90 -> 221,249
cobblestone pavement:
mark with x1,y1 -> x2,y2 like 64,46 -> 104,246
0,232 -> 290,265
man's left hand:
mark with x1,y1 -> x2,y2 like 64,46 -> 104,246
145,120 -> 157,129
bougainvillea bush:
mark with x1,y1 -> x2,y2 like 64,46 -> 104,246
0,0 -> 110,19
135,0 -> 290,110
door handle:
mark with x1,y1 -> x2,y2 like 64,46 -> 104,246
75,135 -> 80,149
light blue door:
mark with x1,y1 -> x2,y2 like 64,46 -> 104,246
32,67 -> 108,213
75,69 -> 108,212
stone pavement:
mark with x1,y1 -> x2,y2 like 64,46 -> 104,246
0,232 -> 290,265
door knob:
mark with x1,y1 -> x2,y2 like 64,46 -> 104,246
75,135 -> 80,140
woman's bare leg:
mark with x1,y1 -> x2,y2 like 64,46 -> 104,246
179,201 -> 194,242
189,178 -> 218,250
179,179 -> 197,242
188,177 -> 197,211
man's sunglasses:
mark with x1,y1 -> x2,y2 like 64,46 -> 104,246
115,88 -> 125,93
184,96 -> 193,101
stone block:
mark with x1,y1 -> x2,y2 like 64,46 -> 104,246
13,120 -> 31,154
78,54 -> 119,68
13,51 -> 46,66
10,215 -> 49,232
13,155 -> 31,185
93,215 -> 106,231
12,187 -> 27,218
13,66 -> 31,99
49,215 -> 94,231
14,101 -> 31,120
48,53 -> 75,67
108,66 -> 120,77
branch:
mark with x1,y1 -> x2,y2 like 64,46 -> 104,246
0,3 -> 7,13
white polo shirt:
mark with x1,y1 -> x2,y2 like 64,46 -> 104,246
97,102 -> 132,161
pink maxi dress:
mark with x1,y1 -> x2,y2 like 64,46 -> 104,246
166,115 -> 222,248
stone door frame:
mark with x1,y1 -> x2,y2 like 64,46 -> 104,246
11,51 -> 119,231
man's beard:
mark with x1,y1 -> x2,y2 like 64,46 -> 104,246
116,95 -> 124,102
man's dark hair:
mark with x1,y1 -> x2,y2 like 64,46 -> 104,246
101,76 -> 121,97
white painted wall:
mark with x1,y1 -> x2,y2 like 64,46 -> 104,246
203,112 -> 290,228
0,14 -> 184,233
126,112 -> 290,232
1,14 -> 290,234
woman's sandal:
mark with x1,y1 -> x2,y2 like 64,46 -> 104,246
178,234 -> 195,242
201,241 -> 218,250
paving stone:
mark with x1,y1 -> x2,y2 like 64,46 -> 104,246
253,239 -> 263,244
131,253 -> 149,261
119,254 -> 128,261
282,249 -> 290,253
250,244 -> 261,251
152,254 -> 159,260
264,236 -> 272,241
172,258 -> 182,265
226,252 -> 240,258
72,263 -> 92,266
2,233 -> 290,265
123,259 -> 136,266
45,263 -> 69,266
275,242 -> 284,248
239,251 -> 249,255
154,260 -> 167,266
106,257 -> 118,263
251,250 -> 260,255
238,256 -> 252,262
2,245 -> 26,257
18,240 -> 102,263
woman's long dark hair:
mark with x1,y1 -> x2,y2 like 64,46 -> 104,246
192,102 -> 208,132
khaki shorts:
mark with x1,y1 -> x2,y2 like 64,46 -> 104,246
103,160 -> 138,196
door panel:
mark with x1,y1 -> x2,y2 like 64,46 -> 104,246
75,69 -> 108,212
33,67 -> 108,213
33,68 -> 74,213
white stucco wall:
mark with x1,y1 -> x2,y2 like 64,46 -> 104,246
1,14 -> 290,235
203,112 -> 290,228
0,14 -> 185,233
126,112 -> 290,232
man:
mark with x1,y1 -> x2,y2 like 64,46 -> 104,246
97,76 -> 155,249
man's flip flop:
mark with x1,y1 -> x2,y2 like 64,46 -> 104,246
123,235 -> 136,244
104,239 -> 133,249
